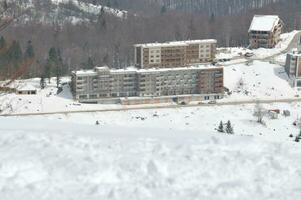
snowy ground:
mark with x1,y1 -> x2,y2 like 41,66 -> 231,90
223,60 -> 300,101
0,60 -> 299,115
1,102 -> 301,199
0,31 -> 299,115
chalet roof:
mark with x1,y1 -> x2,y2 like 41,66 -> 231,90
249,15 -> 281,32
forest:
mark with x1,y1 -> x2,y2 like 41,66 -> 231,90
0,0 -> 300,79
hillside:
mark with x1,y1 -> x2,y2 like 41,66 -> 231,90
110,0 -> 286,15
0,0 -> 300,78
7,0 -> 127,25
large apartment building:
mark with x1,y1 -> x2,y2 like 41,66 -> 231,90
285,38 -> 301,87
71,66 -> 224,104
134,39 -> 217,69
248,15 -> 284,49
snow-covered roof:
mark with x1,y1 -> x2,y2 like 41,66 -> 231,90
17,84 -> 37,91
249,15 -> 281,32
135,39 -> 217,48
73,64 -> 223,76
73,70 -> 97,76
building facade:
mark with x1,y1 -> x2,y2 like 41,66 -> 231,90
248,15 -> 284,49
134,40 -> 217,69
71,66 -> 224,104
285,37 -> 301,87
285,51 -> 301,88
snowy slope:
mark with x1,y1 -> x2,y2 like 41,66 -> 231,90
223,60 -> 299,101
1,112 -> 301,199
50,0 -> 127,18
7,0 -> 127,25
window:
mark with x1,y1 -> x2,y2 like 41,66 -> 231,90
90,94 -> 97,99
79,95 -> 87,99
204,96 -> 210,100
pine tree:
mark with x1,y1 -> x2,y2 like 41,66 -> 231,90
45,47 -> 60,83
83,56 -> 95,69
97,7 -> 106,30
8,40 -> 23,69
217,121 -> 224,133
56,65 -> 61,88
295,136 -> 300,142
0,36 -> 6,49
44,61 -> 51,83
55,49 -> 63,88
102,53 -> 109,65
226,120 -> 234,134
160,5 -> 167,14
296,130 -> 301,142
25,40 -> 34,59
40,75 -> 46,89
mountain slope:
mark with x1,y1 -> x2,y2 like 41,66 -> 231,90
112,0 -> 286,16
7,0 -> 127,25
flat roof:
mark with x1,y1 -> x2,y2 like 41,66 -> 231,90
73,70 -> 97,76
134,39 -> 217,48
17,84 -> 37,91
73,65 -> 223,76
249,15 -> 280,32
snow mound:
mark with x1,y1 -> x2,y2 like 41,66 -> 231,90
0,117 -> 301,199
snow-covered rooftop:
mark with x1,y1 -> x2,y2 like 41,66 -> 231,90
134,39 -> 217,48
17,84 -> 37,91
249,15 -> 281,32
73,64 -> 222,76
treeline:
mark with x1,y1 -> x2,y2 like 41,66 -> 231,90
1,0 -> 301,79
87,0 -> 286,16
0,36 -> 34,79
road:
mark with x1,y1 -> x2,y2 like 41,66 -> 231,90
2,97 -> 301,117
222,30 -> 301,66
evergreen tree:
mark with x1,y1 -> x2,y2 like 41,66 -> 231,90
82,56 -> 95,69
25,40 -> 34,59
40,75 -> 46,89
102,52 -> 109,65
97,7 -> 107,30
45,61 -> 51,83
8,40 -> 23,69
295,136 -> 300,142
49,47 -> 58,62
0,36 -> 6,49
55,49 -> 63,88
209,13 -> 215,23
217,121 -> 224,133
45,47 -> 61,83
160,5 -> 167,14
226,120 -> 234,134
296,130 -> 301,142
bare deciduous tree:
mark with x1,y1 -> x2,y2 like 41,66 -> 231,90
253,101 -> 266,123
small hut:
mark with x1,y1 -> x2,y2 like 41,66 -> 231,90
16,84 -> 37,95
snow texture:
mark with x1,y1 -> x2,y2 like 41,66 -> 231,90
249,15 -> 280,32
1,103 -> 301,199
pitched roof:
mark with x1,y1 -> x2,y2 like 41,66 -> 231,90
249,15 -> 280,32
